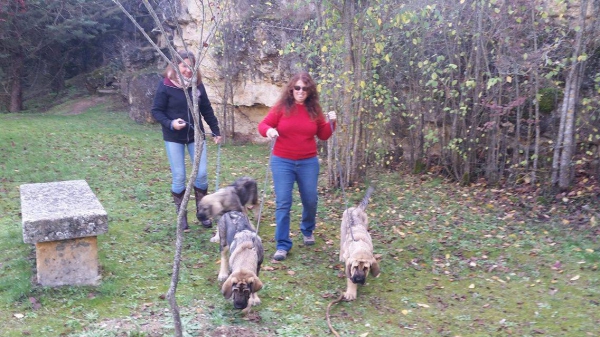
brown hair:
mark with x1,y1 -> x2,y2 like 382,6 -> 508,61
162,50 -> 202,85
274,71 -> 323,120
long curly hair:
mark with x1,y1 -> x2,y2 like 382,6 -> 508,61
275,71 -> 323,120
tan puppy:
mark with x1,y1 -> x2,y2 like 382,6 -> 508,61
339,187 -> 380,300
217,211 -> 264,314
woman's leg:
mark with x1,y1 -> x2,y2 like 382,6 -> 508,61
164,141 -> 187,193
271,155 -> 296,252
188,141 -> 208,190
296,156 -> 320,237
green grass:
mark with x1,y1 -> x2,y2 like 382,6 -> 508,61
1,98 -> 599,336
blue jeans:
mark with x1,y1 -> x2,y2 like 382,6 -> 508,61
164,141 -> 208,193
270,155 -> 319,251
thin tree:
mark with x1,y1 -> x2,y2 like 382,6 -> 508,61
112,1 -> 224,336
552,0 -> 589,190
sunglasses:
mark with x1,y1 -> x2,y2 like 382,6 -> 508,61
293,86 -> 309,91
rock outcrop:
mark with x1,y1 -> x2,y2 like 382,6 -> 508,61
120,1 -> 315,143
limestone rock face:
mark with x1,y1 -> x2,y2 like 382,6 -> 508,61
121,71 -> 162,124
120,1 -> 315,142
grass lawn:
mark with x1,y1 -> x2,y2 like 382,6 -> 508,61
1,97 -> 599,336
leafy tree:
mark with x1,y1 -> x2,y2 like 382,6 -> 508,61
0,0 -> 122,112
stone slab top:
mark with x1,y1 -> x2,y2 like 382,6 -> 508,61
20,180 -> 108,244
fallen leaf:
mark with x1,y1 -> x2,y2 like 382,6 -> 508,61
417,303 -> 429,308
14,314 -> 24,319
570,275 -> 580,281
287,270 -> 296,276
401,309 -> 409,315
468,284 -> 475,289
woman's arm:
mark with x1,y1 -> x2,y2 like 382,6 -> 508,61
151,82 -> 173,129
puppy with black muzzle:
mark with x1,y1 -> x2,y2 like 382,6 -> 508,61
196,176 -> 258,242
197,176 -> 259,223
217,211 -> 264,313
339,187 -> 380,300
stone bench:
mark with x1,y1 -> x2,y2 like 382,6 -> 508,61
20,180 -> 108,287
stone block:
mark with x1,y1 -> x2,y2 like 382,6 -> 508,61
35,237 -> 99,286
21,180 -> 108,244
20,180 -> 107,287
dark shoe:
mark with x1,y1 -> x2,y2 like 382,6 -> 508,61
273,249 -> 288,261
303,234 -> 315,246
193,187 -> 212,228
171,190 -> 189,230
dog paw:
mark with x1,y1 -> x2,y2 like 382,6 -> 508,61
218,274 -> 228,282
249,295 -> 261,306
343,292 -> 357,301
210,234 -> 220,243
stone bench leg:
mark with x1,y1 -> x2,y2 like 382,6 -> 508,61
36,237 -> 100,286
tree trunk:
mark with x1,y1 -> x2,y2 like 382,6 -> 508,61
9,50 -> 24,112
557,0 -> 588,190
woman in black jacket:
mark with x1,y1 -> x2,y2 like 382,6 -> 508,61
151,50 -> 222,230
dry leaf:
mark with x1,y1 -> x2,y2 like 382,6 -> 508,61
401,309 -> 409,315
287,270 -> 296,276
570,275 -> 580,281
417,303 -> 430,308
14,314 -> 24,319
468,284 -> 475,289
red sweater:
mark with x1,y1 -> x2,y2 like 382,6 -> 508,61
258,104 -> 336,160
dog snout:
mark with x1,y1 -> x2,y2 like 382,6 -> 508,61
233,294 -> 250,309
197,211 -> 209,221
352,275 -> 366,284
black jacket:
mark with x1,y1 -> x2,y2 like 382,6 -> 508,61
151,78 -> 221,144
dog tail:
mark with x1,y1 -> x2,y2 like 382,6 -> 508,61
358,186 -> 374,211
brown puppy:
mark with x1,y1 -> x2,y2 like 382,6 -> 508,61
339,187 -> 380,300
197,176 -> 259,222
217,211 -> 264,314
196,176 -> 258,243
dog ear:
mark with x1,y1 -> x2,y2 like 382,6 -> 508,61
345,259 -> 354,279
250,277 -> 263,293
221,278 -> 233,299
370,259 -> 381,277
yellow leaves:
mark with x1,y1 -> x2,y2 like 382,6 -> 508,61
401,309 -> 409,315
392,226 -> 406,238
321,45 -> 328,53
360,80 -> 366,89
506,76 -> 512,83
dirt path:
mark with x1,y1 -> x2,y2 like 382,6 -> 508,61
63,96 -> 110,115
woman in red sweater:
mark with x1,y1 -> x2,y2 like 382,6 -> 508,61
258,72 -> 336,261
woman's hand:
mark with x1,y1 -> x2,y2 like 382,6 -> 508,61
213,135 -> 222,144
172,118 -> 187,130
327,111 -> 337,121
266,128 -> 279,140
